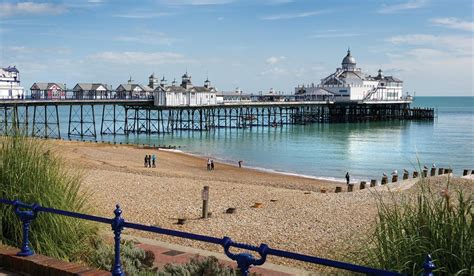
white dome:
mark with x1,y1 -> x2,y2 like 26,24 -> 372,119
342,50 -> 356,69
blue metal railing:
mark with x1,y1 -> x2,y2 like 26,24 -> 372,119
0,198 -> 435,276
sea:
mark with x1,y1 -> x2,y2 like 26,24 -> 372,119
53,96 -> 473,183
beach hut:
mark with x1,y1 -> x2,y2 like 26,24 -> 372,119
30,82 -> 66,99
72,83 -> 111,99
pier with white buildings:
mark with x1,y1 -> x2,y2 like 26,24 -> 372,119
0,55 -> 433,139
295,50 -> 407,103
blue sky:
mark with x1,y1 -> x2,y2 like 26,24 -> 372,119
0,0 -> 472,95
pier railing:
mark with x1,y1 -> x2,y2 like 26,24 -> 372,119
0,198 -> 436,275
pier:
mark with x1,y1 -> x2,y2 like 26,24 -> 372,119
0,96 -> 434,139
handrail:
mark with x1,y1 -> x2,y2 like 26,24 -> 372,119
0,198 -> 435,276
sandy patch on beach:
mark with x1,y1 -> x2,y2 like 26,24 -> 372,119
51,140 -> 473,272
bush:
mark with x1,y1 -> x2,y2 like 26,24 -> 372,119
159,256 -> 259,276
0,134 -> 97,261
87,238 -> 156,275
367,177 -> 473,275
87,239 -> 259,276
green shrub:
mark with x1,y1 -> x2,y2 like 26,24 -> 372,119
0,134 -> 97,261
87,238 -> 156,275
87,239 -> 258,276
367,177 -> 473,275
159,256 -> 259,276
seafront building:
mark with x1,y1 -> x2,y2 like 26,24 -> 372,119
72,83 -> 112,99
0,66 -> 24,99
216,88 -> 252,104
295,50 -> 404,102
30,82 -> 66,99
116,77 -> 153,99
153,72 -> 217,106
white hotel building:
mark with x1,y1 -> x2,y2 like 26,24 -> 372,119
295,50 -> 404,102
0,66 -> 24,99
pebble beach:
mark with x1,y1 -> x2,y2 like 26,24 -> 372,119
52,140 -> 473,272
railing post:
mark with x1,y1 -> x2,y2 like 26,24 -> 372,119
222,237 -> 268,276
13,201 -> 40,257
422,254 -> 435,276
111,204 -> 125,276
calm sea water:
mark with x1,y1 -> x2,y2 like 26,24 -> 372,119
54,96 -> 473,182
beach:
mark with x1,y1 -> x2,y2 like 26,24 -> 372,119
52,140 -> 473,272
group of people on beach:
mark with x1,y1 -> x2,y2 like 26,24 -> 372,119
207,159 -> 215,171
207,158 -> 214,171
205,159 -> 245,171
144,154 -> 156,168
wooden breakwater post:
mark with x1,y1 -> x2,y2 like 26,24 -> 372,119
463,169 -> 470,176
446,168 -> 453,174
347,184 -> 354,192
370,179 -> 377,187
392,174 -> 398,183
422,169 -> 428,177
403,170 -> 409,180
360,181 -> 366,190
413,171 -> 419,178
381,176 -> 388,185
430,167 -> 436,176
438,168 -> 444,175
335,186 -> 342,193
201,186 -> 209,219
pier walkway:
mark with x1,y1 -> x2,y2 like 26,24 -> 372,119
0,97 -> 434,139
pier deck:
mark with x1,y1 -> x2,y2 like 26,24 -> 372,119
0,98 -> 434,139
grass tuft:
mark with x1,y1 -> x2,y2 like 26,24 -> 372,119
0,133 -> 97,261
366,175 -> 473,275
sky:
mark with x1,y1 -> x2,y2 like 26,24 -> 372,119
0,0 -> 473,96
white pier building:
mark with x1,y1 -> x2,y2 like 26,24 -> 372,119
295,50 -> 404,102
0,66 -> 24,99
153,72 -> 217,106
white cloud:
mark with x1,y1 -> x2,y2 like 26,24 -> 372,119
431,17 -> 474,32
260,67 -> 288,76
259,65 -> 327,79
387,34 -> 473,56
309,30 -> 360,38
114,12 -> 172,19
114,32 -> 175,45
265,56 -> 285,65
6,46 -> 71,55
89,51 -> 192,65
382,33 -> 473,95
378,0 -> 427,14
260,10 -> 328,20
0,2 -> 67,17
159,0 -> 234,5
259,0 -> 294,5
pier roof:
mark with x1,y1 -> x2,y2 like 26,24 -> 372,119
30,82 -> 66,90
73,83 -> 111,91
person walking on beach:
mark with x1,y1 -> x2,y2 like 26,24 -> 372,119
207,159 -> 211,171
152,154 -> 156,168
147,155 -> 152,168
238,160 -> 243,168
210,160 -> 215,171
144,155 -> 148,168
345,172 -> 350,185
